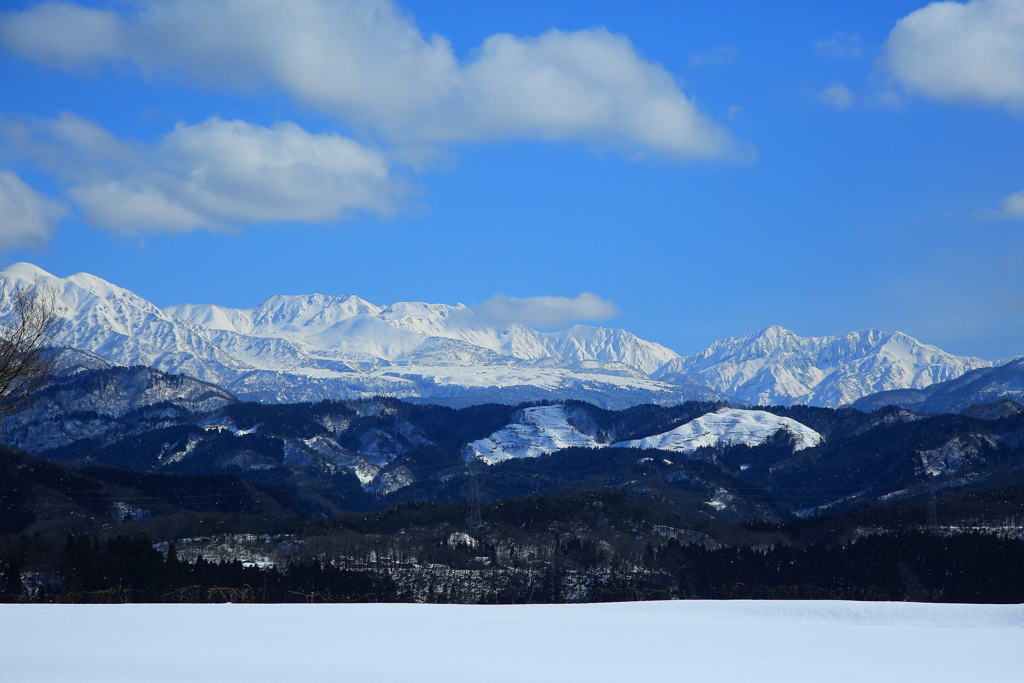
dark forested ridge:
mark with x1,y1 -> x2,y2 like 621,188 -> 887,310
2,391 -> 1023,604
2,444 -> 1022,604
2,489 -> 1022,604
14,393 -> 1024,521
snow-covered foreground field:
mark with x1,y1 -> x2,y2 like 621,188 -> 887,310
3,600 -> 1021,682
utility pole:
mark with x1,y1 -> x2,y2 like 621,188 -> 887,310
466,459 -> 484,536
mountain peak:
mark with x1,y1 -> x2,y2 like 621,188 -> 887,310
677,326 -> 993,407
0,262 -> 57,282
2,263 -> 716,408
756,324 -> 795,337
0,263 -> 998,410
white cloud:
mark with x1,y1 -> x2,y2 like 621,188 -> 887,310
818,82 -> 855,111
688,45 -> 741,67
68,182 -> 208,233
1001,188 -> 1024,217
0,169 -> 66,249
814,32 -> 864,59
976,188 -> 1024,219
0,1 -> 123,69
0,0 -> 744,160
4,113 -> 398,234
886,0 -> 1024,112
472,293 -> 620,329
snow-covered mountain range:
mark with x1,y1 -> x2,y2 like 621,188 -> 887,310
851,358 -> 1024,414
0,263 -> 716,408
7,356 -> 1022,516
0,263 -> 1008,408
660,326 -> 994,407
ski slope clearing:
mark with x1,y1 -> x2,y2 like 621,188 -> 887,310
2,601 -> 1020,682
465,404 -> 604,463
612,407 -> 823,453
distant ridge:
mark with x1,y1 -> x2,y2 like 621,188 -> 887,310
660,325 -> 993,407
0,263 -> 720,408
0,263 -> 1003,408
852,358 -> 1024,414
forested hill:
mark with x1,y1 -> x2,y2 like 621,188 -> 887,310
5,363 -> 1024,522
2,445 -> 1022,604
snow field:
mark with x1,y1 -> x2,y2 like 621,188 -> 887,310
612,407 -> 823,453
466,405 -> 825,464
466,405 -> 603,463
2,600 -> 1020,683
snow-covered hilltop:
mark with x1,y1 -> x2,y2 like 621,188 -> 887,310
0,263 -> 1001,408
464,405 -> 822,466
465,405 -> 605,464
611,408 -> 822,453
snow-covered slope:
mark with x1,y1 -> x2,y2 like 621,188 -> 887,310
0,263 -> 252,387
464,405 -> 604,464
465,405 -> 821,464
0,263 -> 716,407
852,358 -> 1024,414
164,296 -> 680,374
660,326 -> 992,407
611,407 -> 822,453
3,365 -> 238,453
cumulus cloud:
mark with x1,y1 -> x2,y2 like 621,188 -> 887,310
886,0 -> 1024,112
472,293 -> 620,329
814,32 -> 864,59
0,0 -> 744,160
1000,189 -> 1024,217
818,82 -> 856,111
976,187 -> 1024,219
3,113 -> 398,233
0,169 -> 67,249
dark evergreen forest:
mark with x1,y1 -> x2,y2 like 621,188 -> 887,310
3,395 -> 1023,604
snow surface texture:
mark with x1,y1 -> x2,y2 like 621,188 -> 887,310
612,407 -> 823,453
1,601 -> 1020,683
0,263 -> 996,408
659,325 -> 993,407
465,405 -> 603,463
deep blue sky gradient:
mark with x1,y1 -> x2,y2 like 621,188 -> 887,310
1,0 -> 1022,359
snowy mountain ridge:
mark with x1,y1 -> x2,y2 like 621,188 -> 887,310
659,325 -> 994,407
163,296 -> 680,374
0,263 -> 712,407
0,263 -> 1003,408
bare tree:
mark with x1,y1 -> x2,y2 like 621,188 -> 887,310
0,278 -> 63,421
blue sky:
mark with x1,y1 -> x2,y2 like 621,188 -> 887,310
1,0 -> 1023,360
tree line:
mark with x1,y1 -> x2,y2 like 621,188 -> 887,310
3,524 -> 1021,604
